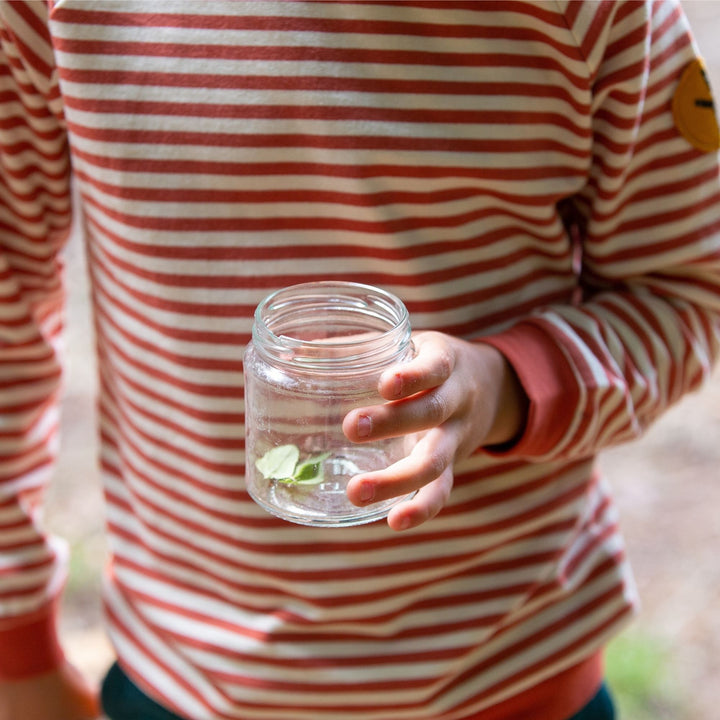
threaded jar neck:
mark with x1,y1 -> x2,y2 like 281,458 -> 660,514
251,281 -> 412,374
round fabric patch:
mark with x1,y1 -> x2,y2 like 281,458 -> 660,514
672,58 -> 720,153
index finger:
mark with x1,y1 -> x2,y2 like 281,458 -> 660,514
378,331 -> 455,400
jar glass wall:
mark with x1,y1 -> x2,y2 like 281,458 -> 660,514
243,281 -> 414,527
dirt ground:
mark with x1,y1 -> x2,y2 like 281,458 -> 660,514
45,2 -> 720,718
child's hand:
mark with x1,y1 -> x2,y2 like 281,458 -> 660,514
343,332 -> 528,532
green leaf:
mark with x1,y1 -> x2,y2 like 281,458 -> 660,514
290,452 -> 331,485
255,444 -> 300,480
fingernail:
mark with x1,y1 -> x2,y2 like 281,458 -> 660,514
360,482 -> 375,503
398,516 -> 411,531
357,414 -> 372,438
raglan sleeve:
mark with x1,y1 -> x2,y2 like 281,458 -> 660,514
482,0 -> 720,462
0,1 -> 74,678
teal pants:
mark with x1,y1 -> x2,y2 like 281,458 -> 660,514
101,662 -> 616,720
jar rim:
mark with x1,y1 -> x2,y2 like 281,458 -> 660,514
252,281 -> 412,372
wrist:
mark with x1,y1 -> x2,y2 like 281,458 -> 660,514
480,321 -> 580,459
480,344 -> 529,447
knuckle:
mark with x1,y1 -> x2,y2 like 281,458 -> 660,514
413,506 -> 433,527
436,346 -> 454,380
438,469 -> 453,501
424,449 -> 449,481
425,391 -> 449,424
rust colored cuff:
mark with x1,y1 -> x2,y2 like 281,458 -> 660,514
0,604 -> 64,679
481,321 -> 580,459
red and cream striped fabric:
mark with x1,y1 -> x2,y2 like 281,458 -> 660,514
1,1 -> 719,718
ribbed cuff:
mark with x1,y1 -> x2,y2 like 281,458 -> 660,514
0,603 -> 65,679
481,321 -> 580,459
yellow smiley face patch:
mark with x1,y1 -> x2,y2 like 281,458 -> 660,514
672,58 -> 720,153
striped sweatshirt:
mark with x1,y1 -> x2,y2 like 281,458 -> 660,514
1,1 -> 720,719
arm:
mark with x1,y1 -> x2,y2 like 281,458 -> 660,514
485,0 -> 720,461
345,0 -> 720,531
0,2 -> 98,717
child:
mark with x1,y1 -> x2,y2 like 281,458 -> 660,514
1,1 -> 718,718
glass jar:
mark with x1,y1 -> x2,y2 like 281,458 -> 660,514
243,281 -> 414,527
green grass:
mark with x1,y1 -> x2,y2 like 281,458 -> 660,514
606,630 -> 687,720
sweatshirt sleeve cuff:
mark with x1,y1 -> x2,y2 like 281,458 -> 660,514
481,321 -> 580,459
0,603 -> 65,679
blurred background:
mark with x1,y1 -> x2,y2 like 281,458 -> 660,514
47,3 -> 720,719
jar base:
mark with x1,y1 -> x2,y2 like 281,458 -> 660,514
247,448 -> 412,527
247,488 -> 410,527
